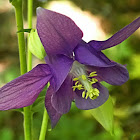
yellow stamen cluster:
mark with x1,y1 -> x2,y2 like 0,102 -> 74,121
72,72 -> 99,100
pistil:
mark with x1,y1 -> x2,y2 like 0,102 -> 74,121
71,61 -> 99,100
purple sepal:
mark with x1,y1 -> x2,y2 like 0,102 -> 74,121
87,63 -> 129,85
74,83 -> 109,110
0,64 -> 52,110
88,17 -> 140,51
37,7 -> 83,56
45,54 -> 73,92
45,86 -> 62,128
51,75 -> 73,114
74,41 -> 116,67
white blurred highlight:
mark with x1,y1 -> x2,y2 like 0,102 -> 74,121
46,1 -> 106,42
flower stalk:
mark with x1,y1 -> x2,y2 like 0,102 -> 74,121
27,0 -> 33,71
23,0 -> 34,140
39,108 -> 49,140
13,0 -> 27,75
12,0 -> 32,140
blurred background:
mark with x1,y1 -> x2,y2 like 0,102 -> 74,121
0,0 -> 140,140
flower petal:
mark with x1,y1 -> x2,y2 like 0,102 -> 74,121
0,64 -> 52,110
37,7 -> 83,55
88,17 -> 140,51
45,54 -> 73,91
51,75 -> 73,114
87,63 -> 129,85
45,87 -> 62,128
74,41 -> 116,67
74,83 -> 109,110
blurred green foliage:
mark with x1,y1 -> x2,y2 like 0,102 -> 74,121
0,0 -> 140,140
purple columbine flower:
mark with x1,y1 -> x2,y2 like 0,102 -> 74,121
0,7 -> 140,128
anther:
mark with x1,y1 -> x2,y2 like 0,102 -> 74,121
72,71 -> 100,100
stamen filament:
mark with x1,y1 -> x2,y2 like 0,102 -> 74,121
72,72 -> 99,100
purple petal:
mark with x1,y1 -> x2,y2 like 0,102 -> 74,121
74,41 -> 116,67
45,87 -> 62,128
88,17 -> 140,51
37,7 -> 83,55
87,63 -> 129,85
45,54 -> 73,91
51,75 -> 73,114
0,64 -> 52,110
74,83 -> 109,110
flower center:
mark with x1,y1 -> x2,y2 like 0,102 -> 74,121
71,61 -> 99,100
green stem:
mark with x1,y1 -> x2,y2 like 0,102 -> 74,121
23,107 -> 32,140
14,0 -> 27,75
13,0 -> 31,140
24,0 -> 34,140
23,0 -> 34,140
39,108 -> 49,140
27,0 -> 33,71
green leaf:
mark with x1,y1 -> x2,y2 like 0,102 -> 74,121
28,29 -> 46,60
31,96 -> 45,113
90,96 -> 114,134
